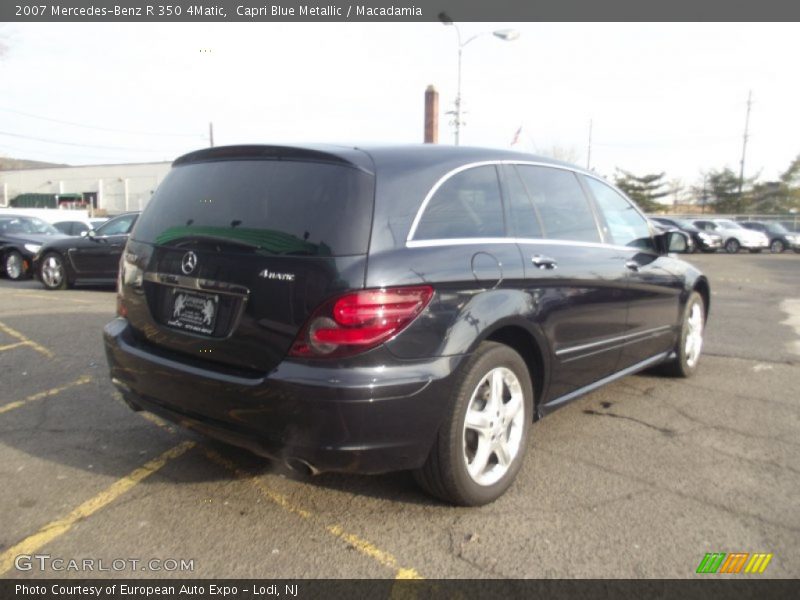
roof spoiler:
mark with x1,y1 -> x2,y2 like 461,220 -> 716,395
173,145 -> 363,169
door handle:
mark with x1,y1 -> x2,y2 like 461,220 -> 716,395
531,255 -> 558,270
625,260 -> 640,272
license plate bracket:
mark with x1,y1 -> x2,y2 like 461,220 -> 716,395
167,289 -> 219,335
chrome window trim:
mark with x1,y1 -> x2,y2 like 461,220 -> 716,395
405,159 -> 660,250
406,236 -> 642,254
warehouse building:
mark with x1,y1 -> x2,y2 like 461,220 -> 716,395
0,161 -> 172,215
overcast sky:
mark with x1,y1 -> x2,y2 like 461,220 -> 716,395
1,22 -> 798,187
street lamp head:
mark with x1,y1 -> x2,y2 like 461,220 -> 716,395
438,12 -> 453,25
493,29 -> 520,41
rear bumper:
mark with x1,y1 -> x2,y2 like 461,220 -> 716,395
104,318 -> 463,474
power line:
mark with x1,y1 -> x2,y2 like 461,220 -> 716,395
0,129 -> 182,152
0,106 -> 205,138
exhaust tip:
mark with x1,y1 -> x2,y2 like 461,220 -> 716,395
284,457 -> 320,477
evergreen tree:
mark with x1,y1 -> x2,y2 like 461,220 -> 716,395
613,170 -> 669,212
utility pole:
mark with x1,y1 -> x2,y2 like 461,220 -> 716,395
209,122 -> 215,147
586,119 -> 593,169
737,90 -> 752,202
701,174 -> 708,214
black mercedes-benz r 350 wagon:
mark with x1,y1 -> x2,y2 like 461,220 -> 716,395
104,144 -> 709,505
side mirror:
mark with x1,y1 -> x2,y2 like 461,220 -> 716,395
666,230 -> 689,254
86,229 -> 97,239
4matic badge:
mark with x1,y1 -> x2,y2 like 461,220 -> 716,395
259,269 -> 295,282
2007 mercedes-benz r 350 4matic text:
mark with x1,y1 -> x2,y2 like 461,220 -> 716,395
104,145 -> 709,505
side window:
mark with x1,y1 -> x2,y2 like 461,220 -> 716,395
413,166 -> 505,240
516,166 -> 601,243
585,177 -> 654,250
504,166 -> 543,238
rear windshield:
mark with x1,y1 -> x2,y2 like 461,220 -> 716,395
134,160 -> 374,256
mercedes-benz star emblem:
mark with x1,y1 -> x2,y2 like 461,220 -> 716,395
181,251 -> 198,275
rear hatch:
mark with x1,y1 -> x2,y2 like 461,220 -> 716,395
123,147 -> 375,373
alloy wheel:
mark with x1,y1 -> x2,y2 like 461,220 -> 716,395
684,301 -> 704,368
41,255 -> 65,288
5,252 -> 23,279
462,367 -> 525,487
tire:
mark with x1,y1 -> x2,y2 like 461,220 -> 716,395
660,291 -> 705,378
724,238 -> 740,254
414,342 -> 533,506
39,252 -> 69,290
770,240 -> 785,254
4,250 -> 27,280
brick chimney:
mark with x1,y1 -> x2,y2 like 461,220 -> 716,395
424,85 -> 439,144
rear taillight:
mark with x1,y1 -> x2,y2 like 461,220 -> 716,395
289,286 -> 434,358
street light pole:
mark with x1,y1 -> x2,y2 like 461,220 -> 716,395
440,15 -> 519,146
455,35 -> 463,146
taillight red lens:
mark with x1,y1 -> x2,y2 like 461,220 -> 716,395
289,286 -> 433,358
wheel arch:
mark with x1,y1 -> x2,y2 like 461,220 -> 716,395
468,318 -> 550,416
692,275 -> 711,320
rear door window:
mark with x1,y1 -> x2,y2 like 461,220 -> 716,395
134,160 -> 374,256
515,165 -> 601,243
413,165 -> 505,240
503,165 -> 544,239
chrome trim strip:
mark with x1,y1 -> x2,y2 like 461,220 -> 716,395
143,272 -> 250,297
540,351 -> 670,416
406,236 -> 642,254
555,325 -> 673,357
405,159 -> 660,248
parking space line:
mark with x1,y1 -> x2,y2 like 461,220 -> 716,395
0,341 -> 28,352
0,440 -> 196,576
7,292 -> 94,305
204,449 -> 423,580
137,412 -> 424,579
0,320 -> 54,358
0,375 -> 92,415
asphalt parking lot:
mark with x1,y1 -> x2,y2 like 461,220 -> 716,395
1,252 -> 798,580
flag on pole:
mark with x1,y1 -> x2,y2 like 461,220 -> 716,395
511,125 -> 522,147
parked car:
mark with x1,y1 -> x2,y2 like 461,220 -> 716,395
105,145 -> 709,506
53,220 -> 92,236
692,218 -> 769,254
0,215 -> 69,280
740,221 -> 800,254
650,216 -> 722,253
33,212 -> 140,290
89,217 -> 110,230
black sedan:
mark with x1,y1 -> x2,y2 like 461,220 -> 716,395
33,212 -> 139,290
650,216 -> 723,253
740,220 -> 800,254
0,215 -> 70,280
